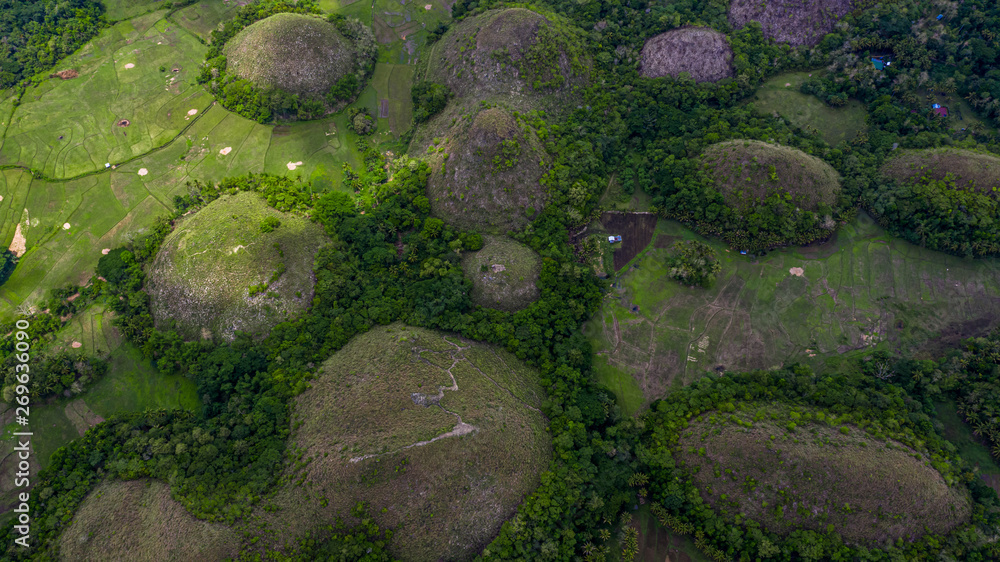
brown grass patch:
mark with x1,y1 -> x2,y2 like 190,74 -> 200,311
51,69 -> 79,79
700,140 -> 841,212
729,0 -> 852,46
58,480 -> 241,561
881,147 -> 1000,194
423,106 -> 548,232
678,417 -> 971,546
253,324 -> 550,561
640,27 -> 733,83
600,212 -> 658,271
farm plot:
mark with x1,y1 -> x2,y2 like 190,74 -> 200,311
172,0 -> 246,40
370,63 -> 416,137
103,0 -> 166,21
0,11 -> 213,179
586,214 -> 1000,414
600,212 -> 658,272
263,113 -> 363,190
752,71 -> 867,146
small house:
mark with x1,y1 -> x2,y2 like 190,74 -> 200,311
871,55 -> 892,70
932,103 -> 949,117
936,14 -> 944,20
608,235 -> 622,243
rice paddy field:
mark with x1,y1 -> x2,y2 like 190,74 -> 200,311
586,213 -> 1000,414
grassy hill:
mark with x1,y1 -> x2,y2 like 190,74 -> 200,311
677,412 -> 971,546
146,191 -> 327,341
700,140 -> 841,213
58,480 -> 240,561
461,235 -> 541,312
640,27 -> 733,83
882,147 -> 1000,193
729,0 -> 852,46
419,105 -> 549,232
422,7 -> 589,104
251,324 -> 550,561
224,13 -> 355,96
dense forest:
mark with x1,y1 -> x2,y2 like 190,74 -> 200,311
0,0 -> 105,89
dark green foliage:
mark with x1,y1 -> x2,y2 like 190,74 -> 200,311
665,240 -> 721,287
347,107 -> 376,136
96,248 -> 131,285
410,81 -> 450,124
327,73 -> 359,104
0,351 -> 107,400
0,248 -> 18,287
274,503 -> 396,561
0,0 -> 105,88
260,216 -> 282,233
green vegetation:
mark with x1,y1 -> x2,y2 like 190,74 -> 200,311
0,0 -> 105,88
586,215 -> 1000,410
411,80 -> 450,124
664,240 -> 721,288
461,234 -> 540,312
147,190 -> 328,341
256,324 -> 550,560
58,479 -> 241,561
728,0 -> 853,46
752,71 -> 868,146
640,27 -> 733,84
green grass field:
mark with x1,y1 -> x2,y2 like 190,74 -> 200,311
252,324 -> 550,561
171,0 -> 244,40
103,0 -> 167,22
587,213 -> 1000,414
603,504 -> 712,562
752,71 -> 867,146
934,400 -> 1000,494
0,11 -> 213,179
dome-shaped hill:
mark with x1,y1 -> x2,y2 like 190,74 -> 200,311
641,27 -> 733,83
677,416 -> 970,545
729,0 -> 852,46
700,140 -> 841,212
58,480 -> 240,561
147,191 -> 328,341
461,235 -> 540,312
224,13 -> 355,96
425,8 -> 589,101
251,324 -> 551,561
423,106 -> 548,232
882,148 -> 1000,193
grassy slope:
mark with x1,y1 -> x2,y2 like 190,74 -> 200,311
0,11 -> 214,179
587,214 -> 1000,414
147,191 -> 328,341
640,27 -> 733,83
678,415 -> 970,545
729,0 -> 852,46
882,147 -> 1000,193
461,235 -> 541,312
224,13 -> 354,96
701,139 -> 841,211
58,479 -> 241,561
250,324 -> 550,562
752,71 -> 867,146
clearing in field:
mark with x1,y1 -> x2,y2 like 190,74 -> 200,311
640,27 -> 733,83
224,13 -> 357,97
423,8 -> 589,105
700,140 -> 841,212
420,106 -> 548,232
600,212 -> 658,272
58,480 -> 240,561
752,71 -> 867,146
729,0 -> 852,46
252,324 -> 550,561
587,215 -> 1000,414
461,235 -> 540,312
678,414 -> 970,546
881,147 -> 1000,193
146,191 -> 328,341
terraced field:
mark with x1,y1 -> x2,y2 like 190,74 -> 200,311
586,214 -> 1000,414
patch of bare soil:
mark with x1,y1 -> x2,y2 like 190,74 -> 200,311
600,212 -> 658,271
51,69 -> 79,79
640,27 -> 733,83
8,223 -> 26,257
729,0 -> 852,46
116,119 -> 130,127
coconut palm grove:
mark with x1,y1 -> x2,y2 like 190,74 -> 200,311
2,0 -> 1000,560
